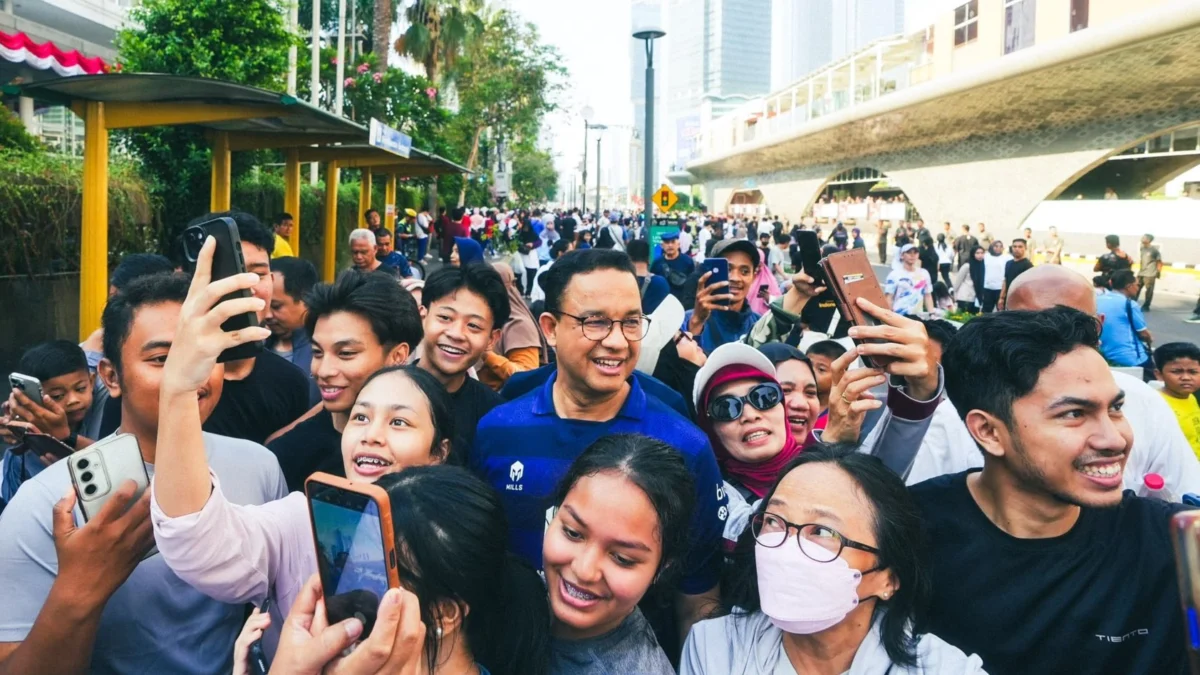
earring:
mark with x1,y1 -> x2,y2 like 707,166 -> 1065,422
881,592 -> 891,600
435,627 -> 443,638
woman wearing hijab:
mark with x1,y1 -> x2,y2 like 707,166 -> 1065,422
917,234 -> 940,284
518,218 -> 542,296
953,246 -> 985,314
478,263 -> 548,391
451,236 -> 485,267
747,249 -> 781,316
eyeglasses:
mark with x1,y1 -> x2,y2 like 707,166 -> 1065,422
707,382 -> 782,422
555,311 -> 651,342
751,512 -> 880,563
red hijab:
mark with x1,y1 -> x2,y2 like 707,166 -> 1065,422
696,364 -> 804,498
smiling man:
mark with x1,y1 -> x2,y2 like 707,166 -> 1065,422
686,239 -> 763,353
470,249 -> 728,652
414,265 -> 508,461
910,307 -> 1188,675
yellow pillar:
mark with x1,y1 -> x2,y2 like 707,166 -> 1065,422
323,161 -> 340,282
79,101 -> 109,341
209,131 -> 231,212
358,170 -> 372,227
284,148 -> 302,256
385,173 -> 397,222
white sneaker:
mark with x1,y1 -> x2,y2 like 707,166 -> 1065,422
424,254 -> 433,260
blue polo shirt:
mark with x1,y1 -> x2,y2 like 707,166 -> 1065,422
1096,290 -> 1150,366
470,371 -> 727,595
500,364 -> 690,418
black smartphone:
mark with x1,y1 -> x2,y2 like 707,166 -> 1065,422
701,258 -> 731,308
181,217 -> 262,363
247,598 -> 271,675
25,433 -> 74,460
794,230 -> 827,287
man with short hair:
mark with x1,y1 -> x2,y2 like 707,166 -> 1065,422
1094,233 -> 1133,280
414,265 -> 508,459
627,239 -> 670,313
650,229 -> 696,302
1137,233 -> 1162,310
686,238 -> 762,352
997,238 -> 1033,310
265,256 -> 319,377
471,248 -> 728,649
0,273 -> 287,673
1096,269 -> 1153,372
348,228 -> 402,278
912,307 -> 1188,675
976,222 -> 994,249
271,212 -> 295,258
952,224 -> 979,269
1038,225 -> 1064,265
363,208 -> 381,230
267,271 -> 422,491
373,228 -> 413,278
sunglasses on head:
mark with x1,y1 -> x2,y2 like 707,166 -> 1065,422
707,382 -> 783,422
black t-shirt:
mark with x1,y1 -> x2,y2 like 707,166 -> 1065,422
910,470 -> 1188,675
447,377 -> 502,465
203,351 -> 312,445
267,407 -> 344,492
1003,258 -> 1034,288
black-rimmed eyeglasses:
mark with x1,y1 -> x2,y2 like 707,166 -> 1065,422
554,311 -> 651,342
751,512 -> 881,564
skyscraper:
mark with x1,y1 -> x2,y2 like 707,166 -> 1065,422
832,0 -> 905,61
771,0 -> 834,90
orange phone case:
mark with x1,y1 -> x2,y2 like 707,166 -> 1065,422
1171,511 -> 1200,675
820,248 -> 898,368
304,472 -> 401,612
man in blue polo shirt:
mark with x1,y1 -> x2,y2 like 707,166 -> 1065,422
471,248 -> 727,645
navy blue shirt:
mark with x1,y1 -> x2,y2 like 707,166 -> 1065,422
638,274 -> 671,314
471,371 -> 727,595
500,364 -> 690,419
378,252 -> 413,278
650,254 -> 696,300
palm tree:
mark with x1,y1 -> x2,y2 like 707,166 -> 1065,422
394,0 -> 484,89
373,0 -> 392,73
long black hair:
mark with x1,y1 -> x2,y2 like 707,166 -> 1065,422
376,466 -> 550,675
722,446 -> 930,667
966,245 -> 986,298
552,434 -> 696,592
357,365 -> 456,464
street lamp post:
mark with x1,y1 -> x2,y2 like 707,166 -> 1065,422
634,22 -> 666,229
590,125 -> 607,217
580,106 -> 593,212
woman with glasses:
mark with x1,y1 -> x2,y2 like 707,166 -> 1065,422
543,434 -> 694,674
681,449 -> 986,675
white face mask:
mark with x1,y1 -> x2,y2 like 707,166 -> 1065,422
755,535 -> 863,634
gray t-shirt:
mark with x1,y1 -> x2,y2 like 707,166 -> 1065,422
550,607 -> 674,675
0,432 -> 287,674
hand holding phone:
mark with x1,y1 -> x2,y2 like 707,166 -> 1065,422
161,234 -> 271,399
794,230 -> 827,287
181,217 -> 266,364
68,433 -> 150,522
8,385 -> 70,441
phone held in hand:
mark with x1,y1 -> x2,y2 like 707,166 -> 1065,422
8,372 -> 45,410
793,230 -> 827,287
24,433 -> 74,460
68,433 -> 150,522
820,248 -> 897,369
1170,510 -> 1200,675
701,258 -> 731,308
180,216 -> 263,363
306,472 -> 400,640
248,597 -> 272,675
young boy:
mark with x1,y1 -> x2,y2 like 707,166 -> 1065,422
1155,342 -> 1200,459
1,341 -> 100,510
805,339 -> 848,411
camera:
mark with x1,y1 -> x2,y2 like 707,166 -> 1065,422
182,225 -> 208,263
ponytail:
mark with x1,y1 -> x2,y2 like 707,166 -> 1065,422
470,554 -> 551,675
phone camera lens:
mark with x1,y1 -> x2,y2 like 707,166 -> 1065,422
84,484 -> 97,496
80,471 -> 93,482
77,458 -> 89,470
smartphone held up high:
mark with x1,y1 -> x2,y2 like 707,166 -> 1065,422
181,217 -> 262,363
306,472 -> 400,640
701,257 -> 731,308
820,248 -> 897,369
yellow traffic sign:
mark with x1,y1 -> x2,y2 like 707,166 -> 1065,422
654,184 -> 679,212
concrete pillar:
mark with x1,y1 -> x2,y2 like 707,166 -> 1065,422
18,96 -> 35,134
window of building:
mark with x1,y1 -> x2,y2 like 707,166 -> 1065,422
1070,0 -> 1089,32
954,1 -> 979,47
1004,0 -> 1036,54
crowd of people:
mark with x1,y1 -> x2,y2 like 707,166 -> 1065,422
0,202 -> 1197,675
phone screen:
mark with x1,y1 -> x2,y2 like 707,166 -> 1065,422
310,491 -> 391,637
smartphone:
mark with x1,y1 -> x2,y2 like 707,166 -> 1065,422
793,230 -> 827,287
181,216 -> 262,363
247,597 -> 272,675
24,433 -> 74,460
67,433 -> 149,522
701,258 -> 731,308
8,373 -> 45,409
820,248 -> 897,369
1171,510 -> 1200,675
306,472 -> 400,640
4,422 -> 28,443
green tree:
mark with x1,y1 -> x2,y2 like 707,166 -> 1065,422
395,0 -> 485,90
0,106 -> 41,154
116,0 -> 295,243
511,144 -> 557,205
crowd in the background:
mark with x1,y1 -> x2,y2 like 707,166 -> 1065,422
0,202 -> 1196,675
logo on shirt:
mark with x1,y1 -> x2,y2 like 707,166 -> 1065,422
1096,628 -> 1149,643
507,461 -> 524,491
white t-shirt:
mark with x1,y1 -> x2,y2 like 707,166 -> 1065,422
679,229 -> 694,255
697,228 -> 712,256
983,252 -> 1011,290
936,243 -> 954,266
415,213 -> 430,239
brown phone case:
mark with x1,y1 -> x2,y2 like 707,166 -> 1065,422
304,472 -> 401,630
820,248 -> 898,368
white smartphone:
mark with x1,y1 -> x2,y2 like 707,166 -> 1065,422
67,433 -> 150,522
8,372 -> 45,410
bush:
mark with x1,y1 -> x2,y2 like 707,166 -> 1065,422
0,150 -> 159,277
0,107 -> 41,154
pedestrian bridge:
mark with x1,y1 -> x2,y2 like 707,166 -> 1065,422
676,1 -> 1200,249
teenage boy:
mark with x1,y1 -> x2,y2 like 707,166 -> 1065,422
686,238 -> 763,353
1155,342 -> 1200,459
271,212 -> 295,258
267,271 -> 422,491
1,341 -> 99,509
0,272 -> 287,673
913,307 -> 1187,675
471,249 -> 727,650
805,339 -> 847,411
997,238 -> 1033,310
884,243 -> 934,316
415,265 -> 509,462
195,212 -> 311,445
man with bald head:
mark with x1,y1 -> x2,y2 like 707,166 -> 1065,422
1002,265 -> 1200,497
